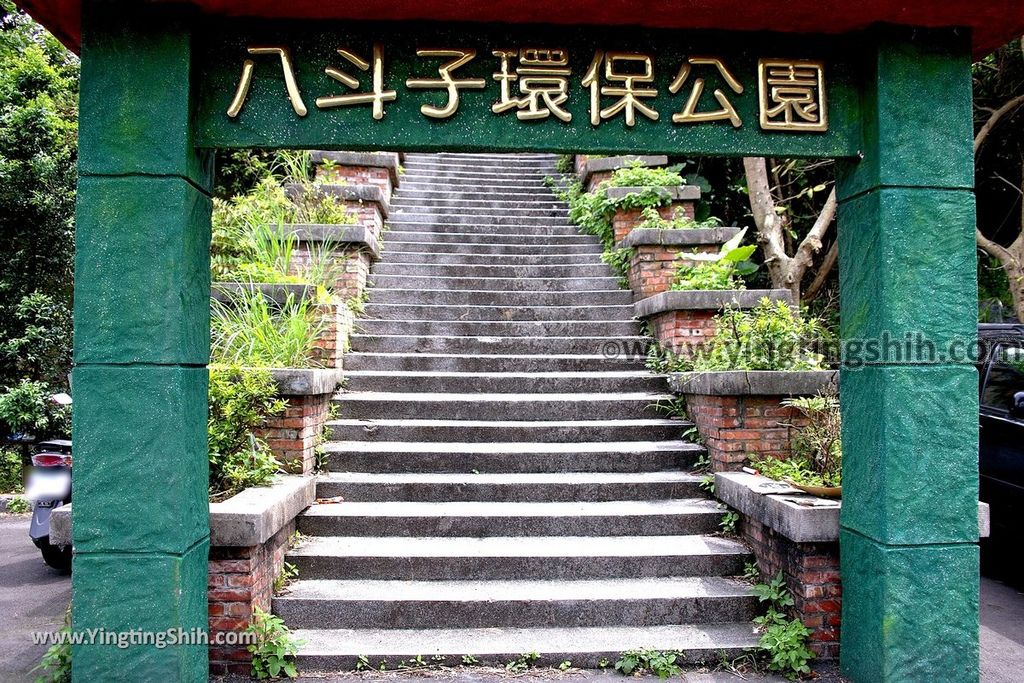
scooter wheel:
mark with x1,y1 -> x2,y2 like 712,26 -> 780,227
40,542 -> 71,573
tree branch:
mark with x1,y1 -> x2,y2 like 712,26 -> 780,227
974,93 -> 1024,154
791,188 -> 837,279
803,238 -> 839,303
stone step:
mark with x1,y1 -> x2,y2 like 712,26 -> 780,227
399,179 -> 552,190
290,623 -> 758,670
390,214 -> 574,228
383,230 -> 586,245
274,576 -> 756,630
396,186 -> 555,197
288,533 -> 749,580
353,319 -> 637,337
297,499 -> 725,537
323,440 -> 702,474
371,262 -> 611,277
340,370 -> 663,394
349,334 -> 648,356
368,289 -> 633,306
342,352 -> 644,373
334,391 -> 671,421
363,303 -> 635,321
367,275 -> 622,292
327,418 -> 687,443
405,156 -> 559,168
382,240 -> 602,255
391,197 -> 567,209
384,221 -> 582,237
375,251 -> 605,266
400,167 -> 556,180
315,471 -> 704,502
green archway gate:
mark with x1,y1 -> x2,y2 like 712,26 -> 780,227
23,0 -> 1023,679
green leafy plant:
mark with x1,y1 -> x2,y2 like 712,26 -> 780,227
614,648 -> 683,678
719,509 -> 740,535
0,379 -> 68,439
246,607 -> 303,680
608,161 -> 684,188
211,289 -> 327,369
636,205 -> 723,230
677,298 -> 827,373
6,495 -> 31,514
32,604 -> 71,683
207,367 -> 286,498
749,394 -> 841,488
555,154 -> 574,174
461,654 -> 479,665
601,247 -> 636,286
671,228 -> 758,291
0,447 -> 24,493
742,561 -> 761,583
505,651 -> 539,672
752,572 -> 813,680
273,562 -> 299,593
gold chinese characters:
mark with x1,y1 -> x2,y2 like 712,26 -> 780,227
225,44 -> 828,133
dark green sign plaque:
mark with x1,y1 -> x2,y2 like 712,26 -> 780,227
194,20 -> 862,157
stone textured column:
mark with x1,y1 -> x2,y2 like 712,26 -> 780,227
72,3 -> 212,679
835,28 -> 979,682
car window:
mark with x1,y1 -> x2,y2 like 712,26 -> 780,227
982,343 -> 1024,413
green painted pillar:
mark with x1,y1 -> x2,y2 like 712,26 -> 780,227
836,28 -> 979,682
72,2 -> 213,680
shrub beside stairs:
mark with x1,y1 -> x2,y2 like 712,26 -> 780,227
272,152 -> 759,670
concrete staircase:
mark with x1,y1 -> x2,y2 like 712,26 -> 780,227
276,152 -> 758,670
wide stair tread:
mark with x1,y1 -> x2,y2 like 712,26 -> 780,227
291,623 -> 759,668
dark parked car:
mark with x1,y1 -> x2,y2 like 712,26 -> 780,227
977,323 -> 1024,581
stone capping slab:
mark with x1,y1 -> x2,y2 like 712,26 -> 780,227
270,368 -> 340,396
716,471 -> 840,543
716,472 -> 991,543
605,185 -> 702,202
209,475 -> 316,547
50,475 -> 316,548
634,289 -> 792,318
670,370 -> 838,397
311,151 -> 401,187
284,182 -> 390,218
582,155 -> 668,183
618,226 -> 742,250
286,223 -> 381,259
211,282 -> 314,306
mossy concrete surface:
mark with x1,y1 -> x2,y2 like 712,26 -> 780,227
836,27 -> 979,683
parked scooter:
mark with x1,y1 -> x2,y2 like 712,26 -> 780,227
24,393 -> 72,571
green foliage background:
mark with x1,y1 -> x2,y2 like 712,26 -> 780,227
0,2 -> 78,393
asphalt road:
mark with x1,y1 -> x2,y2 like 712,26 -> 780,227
0,514 -> 71,682
0,514 -> 1020,682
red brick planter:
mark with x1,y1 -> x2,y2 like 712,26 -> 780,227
312,150 -> 401,197
669,370 -> 837,471
577,154 -> 669,193
635,289 -> 792,355
258,368 -> 340,475
606,185 -> 702,245
286,223 -> 382,307
285,183 -> 390,240
617,226 -> 742,300
715,471 -> 842,658
206,476 -> 315,674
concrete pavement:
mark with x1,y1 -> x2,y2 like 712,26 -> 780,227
0,514 -> 71,682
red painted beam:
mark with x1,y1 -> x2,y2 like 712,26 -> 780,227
16,0 -> 1024,56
